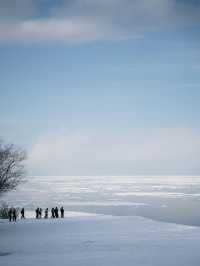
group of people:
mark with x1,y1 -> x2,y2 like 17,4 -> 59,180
36,206 -> 65,219
8,207 -> 25,222
8,206 -> 65,222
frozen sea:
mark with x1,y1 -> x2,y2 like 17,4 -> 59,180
2,175 -> 200,226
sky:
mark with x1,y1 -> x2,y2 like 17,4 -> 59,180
0,0 -> 200,176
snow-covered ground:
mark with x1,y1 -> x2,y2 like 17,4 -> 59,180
1,213 -> 200,266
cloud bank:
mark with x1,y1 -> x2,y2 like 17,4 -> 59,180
0,0 -> 200,43
27,128 -> 200,175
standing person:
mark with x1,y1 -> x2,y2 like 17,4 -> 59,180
13,208 -> 17,222
39,208 -> 42,218
21,208 -> 25,219
60,206 -> 64,218
44,208 -> 48,218
8,207 -> 12,222
55,207 -> 59,218
35,207 -> 39,219
51,207 -> 55,218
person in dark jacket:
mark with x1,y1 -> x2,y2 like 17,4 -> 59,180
35,207 -> 39,219
51,207 -> 55,218
8,207 -> 12,222
55,207 -> 59,218
39,208 -> 42,218
21,208 -> 25,219
13,208 -> 17,222
60,206 -> 64,218
44,208 -> 48,218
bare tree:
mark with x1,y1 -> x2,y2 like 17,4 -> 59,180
0,140 -> 26,196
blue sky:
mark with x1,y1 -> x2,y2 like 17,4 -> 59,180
0,0 -> 200,175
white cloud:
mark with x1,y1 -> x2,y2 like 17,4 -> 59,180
0,0 -> 200,43
0,18 -> 112,43
27,127 -> 200,175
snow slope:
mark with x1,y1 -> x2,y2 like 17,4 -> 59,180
0,214 -> 200,266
